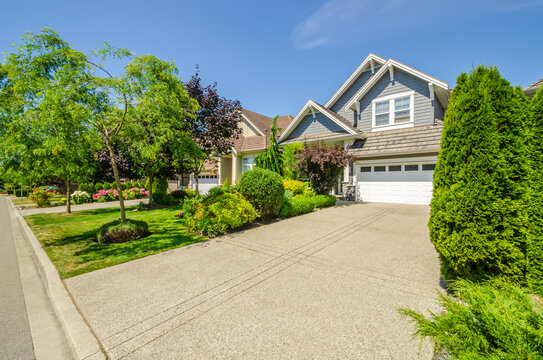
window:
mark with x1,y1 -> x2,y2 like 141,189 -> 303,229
374,101 -> 390,126
374,166 -> 386,172
242,157 -> 255,173
394,96 -> 411,124
389,165 -> 401,172
360,166 -> 371,172
405,164 -> 419,171
422,164 -> 436,171
372,92 -> 414,128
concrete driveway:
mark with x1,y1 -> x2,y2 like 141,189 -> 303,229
66,202 -> 441,359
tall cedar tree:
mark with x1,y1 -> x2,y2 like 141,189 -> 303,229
255,116 -> 285,176
429,66 -> 528,284
295,142 -> 354,195
184,67 -> 242,193
526,87 -> 543,295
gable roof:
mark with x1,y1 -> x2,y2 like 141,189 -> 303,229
325,53 -> 387,109
525,79 -> 542,99
233,134 -> 268,153
278,100 -> 360,143
240,109 -> 293,137
344,58 -> 450,111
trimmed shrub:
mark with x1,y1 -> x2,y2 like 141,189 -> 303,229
154,178 -> 169,195
187,192 -> 258,237
207,186 -> 226,198
399,279 -> 543,359
527,87 -> 543,295
96,219 -> 149,244
153,193 -> 176,205
171,189 -> 189,202
283,179 -> 305,195
312,194 -> 337,208
238,168 -> 284,217
279,196 -> 315,218
14,189 -> 29,197
183,187 -> 196,198
429,66 -> 528,284
78,182 -> 86,192
182,197 -> 202,218
101,182 -> 109,191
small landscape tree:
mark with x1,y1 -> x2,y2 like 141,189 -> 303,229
295,142 -> 354,195
255,116 -> 284,176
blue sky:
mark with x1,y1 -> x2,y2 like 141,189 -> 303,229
2,0 -> 542,117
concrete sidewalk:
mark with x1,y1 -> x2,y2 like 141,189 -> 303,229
0,197 -> 34,359
20,198 -> 148,216
67,202 -> 441,359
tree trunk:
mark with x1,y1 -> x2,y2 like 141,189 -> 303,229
66,181 -> 71,214
194,172 -> 199,195
148,174 -> 154,206
106,138 -> 127,222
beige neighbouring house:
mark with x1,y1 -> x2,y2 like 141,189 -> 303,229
175,109 -> 293,194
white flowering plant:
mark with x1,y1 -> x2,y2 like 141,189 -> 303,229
71,190 -> 92,204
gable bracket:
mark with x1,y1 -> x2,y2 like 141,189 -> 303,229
310,107 -> 316,118
389,65 -> 394,81
428,83 -> 435,101
354,101 -> 361,114
369,59 -> 375,74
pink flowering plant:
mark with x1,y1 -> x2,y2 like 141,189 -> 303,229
92,189 -> 119,203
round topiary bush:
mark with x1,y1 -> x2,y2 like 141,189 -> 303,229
238,168 -> 284,217
96,219 -> 150,244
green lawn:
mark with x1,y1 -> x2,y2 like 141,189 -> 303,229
9,196 -> 35,206
25,205 -> 206,278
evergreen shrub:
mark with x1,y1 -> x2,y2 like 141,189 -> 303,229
238,168 -> 284,217
96,219 -> 149,244
429,66 -> 528,284
187,192 -> 258,237
527,87 -> 543,295
399,279 -> 543,359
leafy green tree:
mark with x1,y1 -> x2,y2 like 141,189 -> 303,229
123,55 -> 200,205
255,116 -> 285,176
0,29 -> 98,213
429,66 -> 528,284
526,87 -> 543,295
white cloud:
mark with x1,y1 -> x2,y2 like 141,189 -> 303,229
290,0 -> 543,50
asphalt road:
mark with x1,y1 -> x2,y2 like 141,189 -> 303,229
0,196 -> 35,360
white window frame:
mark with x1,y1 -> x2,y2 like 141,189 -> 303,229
242,156 -> 256,173
371,91 -> 415,131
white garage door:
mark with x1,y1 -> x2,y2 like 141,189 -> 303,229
197,175 -> 218,195
357,162 -> 435,205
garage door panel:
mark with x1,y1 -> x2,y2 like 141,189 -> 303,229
197,176 -> 218,195
358,161 -> 434,205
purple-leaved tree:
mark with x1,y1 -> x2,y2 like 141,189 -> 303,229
184,67 -> 242,193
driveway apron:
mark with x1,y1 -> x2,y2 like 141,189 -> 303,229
66,202 -> 441,359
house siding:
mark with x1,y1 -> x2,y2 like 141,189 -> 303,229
434,98 -> 444,121
331,67 -> 380,125
285,111 -> 346,141
357,69 -> 435,132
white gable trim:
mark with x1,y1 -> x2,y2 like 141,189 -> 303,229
324,53 -> 386,109
240,113 -> 266,136
345,59 -> 449,110
278,100 -> 358,142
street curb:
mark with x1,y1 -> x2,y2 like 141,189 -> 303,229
8,199 -> 107,360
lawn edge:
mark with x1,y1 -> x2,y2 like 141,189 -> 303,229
7,197 -> 107,360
